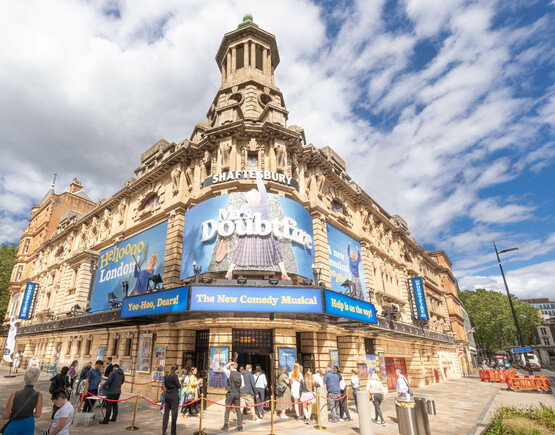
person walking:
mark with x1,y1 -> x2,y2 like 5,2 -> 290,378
47,390 -> 74,435
300,370 -> 316,424
275,366 -> 291,419
50,366 -> 70,419
68,360 -> 79,393
82,360 -> 103,413
1,367 -> 43,434
254,366 -> 267,419
186,367 -> 202,417
350,369 -> 360,413
240,364 -> 259,422
179,369 -> 189,416
12,351 -> 22,374
162,365 -> 181,435
323,366 -> 340,423
221,361 -> 244,432
334,367 -> 352,421
366,372 -> 386,426
99,363 -> 125,424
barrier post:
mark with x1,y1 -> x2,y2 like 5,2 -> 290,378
126,391 -> 141,431
314,391 -> 326,430
77,390 -> 86,413
268,390 -> 275,435
194,395 -> 206,435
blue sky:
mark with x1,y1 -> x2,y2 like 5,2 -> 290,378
0,0 -> 553,299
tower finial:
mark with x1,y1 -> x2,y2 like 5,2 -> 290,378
51,172 -> 57,189
238,13 -> 257,28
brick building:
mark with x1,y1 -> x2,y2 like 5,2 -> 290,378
2,16 -> 462,399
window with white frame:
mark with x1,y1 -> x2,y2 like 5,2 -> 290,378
9,292 -> 22,317
15,265 -> 24,281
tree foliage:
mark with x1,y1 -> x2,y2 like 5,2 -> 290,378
460,288 -> 542,356
0,243 -> 19,319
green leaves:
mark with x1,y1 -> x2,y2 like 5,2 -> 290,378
459,288 -> 542,355
0,243 -> 19,318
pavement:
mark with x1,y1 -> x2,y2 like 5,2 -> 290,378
0,365 -> 553,434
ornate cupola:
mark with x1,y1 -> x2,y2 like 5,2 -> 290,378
202,14 -> 289,131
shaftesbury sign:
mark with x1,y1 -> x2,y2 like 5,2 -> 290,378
408,277 -> 429,321
203,170 -> 300,190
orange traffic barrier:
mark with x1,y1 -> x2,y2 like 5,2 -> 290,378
507,375 -> 552,393
478,369 -> 491,381
479,369 -> 517,383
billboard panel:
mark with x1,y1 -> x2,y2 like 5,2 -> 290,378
91,221 -> 168,312
120,287 -> 188,318
180,174 -> 314,279
326,223 -> 367,300
412,277 -> 429,321
19,282 -> 37,319
324,289 -> 377,324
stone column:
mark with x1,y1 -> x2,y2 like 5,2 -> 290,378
231,47 -> 236,73
250,42 -> 256,68
244,41 -> 249,68
263,48 -> 268,74
226,52 -> 232,78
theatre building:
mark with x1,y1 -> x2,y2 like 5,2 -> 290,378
2,16 -> 462,399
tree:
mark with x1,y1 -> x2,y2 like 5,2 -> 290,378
0,243 -> 19,319
459,288 -> 541,357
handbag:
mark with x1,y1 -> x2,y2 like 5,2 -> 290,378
186,392 -> 196,403
276,378 -> 286,393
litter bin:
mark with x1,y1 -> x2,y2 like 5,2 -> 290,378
414,397 -> 431,435
396,399 -> 417,435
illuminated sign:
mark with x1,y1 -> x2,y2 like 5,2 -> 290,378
180,175 -> 315,280
189,286 -> 323,313
120,287 -> 188,318
19,282 -> 37,319
326,224 -> 367,300
324,290 -> 377,324
411,277 -> 429,321
204,170 -> 299,190
91,221 -> 168,312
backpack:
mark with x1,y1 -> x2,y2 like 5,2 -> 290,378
49,376 -> 57,394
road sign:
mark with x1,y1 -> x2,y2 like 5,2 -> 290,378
511,347 -> 531,354
458,348 -> 463,355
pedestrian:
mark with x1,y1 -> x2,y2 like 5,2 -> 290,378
162,364 -> 181,435
1,367 -> 43,434
47,390 -> 74,435
254,366 -> 267,419
323,366 -> 340,423
334,367 -> 352,421
186,367 -> 202,417
99,363 -> 125,424
160,374 -> 167,416
300,370 -> 316,424
275,366 -> 291,419
75,361 -> 92,406
396,369 -> 411,399
103,357 -> 114,378
313,369 -> 324,388
12,351 -> 22,374
50,366 -> 70,419
220,361 -> 244,432
366,372 -> 386,426
240,364 -> 259,422
68,360 -> 79,392
179,369 -> 189,416
290,363 -> 302,420
350,369 -> 360,413
82,360 -> 103,413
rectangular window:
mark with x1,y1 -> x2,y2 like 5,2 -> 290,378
255,45 -> 263,70
544,338 -> 551,346
541,328 -> 547,335
332,200 -> 343,213
10,292 -> 22,317
112,338 -> 119,356
15,265 -> 24,281
85,339 -> 92,356
236,44 -> 244,69
124,338 -> 132,357
76,341 -> 81,357
23,239 -> 30,254
248,152 -> 258,167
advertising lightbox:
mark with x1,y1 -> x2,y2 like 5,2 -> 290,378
411,277 -> 429,321
326,223 -> 367,300
120,287 -> 188,318
324,289 -> 377,324
180,175 -> 315,279
19,282 -> 37,319
91,221 -> 168,312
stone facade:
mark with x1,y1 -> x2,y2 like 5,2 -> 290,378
3,16 -> 463,399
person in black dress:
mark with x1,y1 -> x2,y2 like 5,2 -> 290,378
162,365 -> 181,435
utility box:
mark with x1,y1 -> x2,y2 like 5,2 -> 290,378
73,412 -> 95,427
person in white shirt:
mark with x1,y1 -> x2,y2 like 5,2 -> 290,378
13,352 -> 22,373
313,369 -> 324,389
48,390 -> 74,435
254,366 -> 267,419
366,372 -> 386,427
350,369 -> 360,413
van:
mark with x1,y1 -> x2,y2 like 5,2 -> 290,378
519,353 -> 540,370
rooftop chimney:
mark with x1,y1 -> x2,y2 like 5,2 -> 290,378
69,178 -> 83,194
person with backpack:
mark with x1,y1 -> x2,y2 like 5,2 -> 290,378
47,390 -> 74,435
49,366 -> 69,419
99,363 -> 125,424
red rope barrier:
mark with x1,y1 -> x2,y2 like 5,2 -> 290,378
86,391 -> 137,402
141,395 -> 199,408
125,380 -> 158,385
205,398 -> 271,409
274,396 -> 316,405
322,392 -> 348,401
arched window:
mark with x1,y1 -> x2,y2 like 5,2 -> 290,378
141,194 -> 159,211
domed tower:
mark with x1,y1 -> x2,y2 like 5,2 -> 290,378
206,14 -> 288,128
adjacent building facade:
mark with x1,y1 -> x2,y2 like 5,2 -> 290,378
2,16 -> 464,399
523,298 -> 555,321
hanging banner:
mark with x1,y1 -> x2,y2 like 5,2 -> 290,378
411,277 -> 429,321
181,174 -> 314,280
326,223 -> 367,301
91,221 -> 168,312
324,289 -> 377,324
19,282 -> 37,320
3,316 -> 17,363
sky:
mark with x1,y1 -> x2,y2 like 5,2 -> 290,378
0,0 -> 553,300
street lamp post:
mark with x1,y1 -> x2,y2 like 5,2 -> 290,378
493,242 -> 529,367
